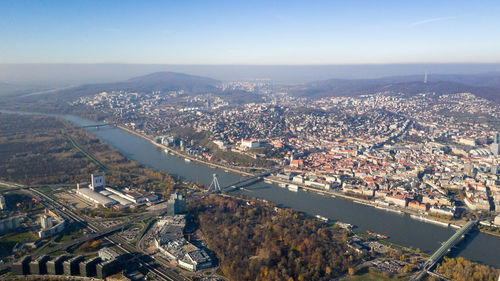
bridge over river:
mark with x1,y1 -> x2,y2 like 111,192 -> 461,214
80,123 -> 115,128
221,167 -> 283,192
411,220 -> 478,281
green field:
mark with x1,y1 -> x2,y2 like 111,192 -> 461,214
0,231 -> 38,256
1,231 -> 38,243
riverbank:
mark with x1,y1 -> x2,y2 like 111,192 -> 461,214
117,125 -> 255,178
263,175 -> 468,228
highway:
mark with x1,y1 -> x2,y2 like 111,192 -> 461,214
27,187 -> 188,281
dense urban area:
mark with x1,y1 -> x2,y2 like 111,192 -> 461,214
0,75 -> 500,281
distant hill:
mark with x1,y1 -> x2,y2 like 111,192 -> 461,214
125,71 -> 220,92
289,73 -> 500,103
51,71 -> 221,99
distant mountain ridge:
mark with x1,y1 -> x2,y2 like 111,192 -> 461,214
10,71 -> 500,104
51,71 -> 221,99
125,71 -> 220,91
289,73 -> 500,103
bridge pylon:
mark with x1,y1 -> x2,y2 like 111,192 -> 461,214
209,173 -> 222,193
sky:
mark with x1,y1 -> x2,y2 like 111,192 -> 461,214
1,0 -> 500,65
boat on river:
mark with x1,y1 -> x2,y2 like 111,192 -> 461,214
288,184 -> 299,192
366,230 -> 389,239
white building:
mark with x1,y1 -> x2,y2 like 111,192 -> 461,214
494,215 -> 500,226
241,139 -> 260,149
76,188 -> 116,208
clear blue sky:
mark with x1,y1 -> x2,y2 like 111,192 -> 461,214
1,0 -> 499,64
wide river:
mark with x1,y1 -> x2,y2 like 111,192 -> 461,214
2,110 -> 499,268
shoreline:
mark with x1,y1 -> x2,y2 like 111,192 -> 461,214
117,125 -> 255,177
263,175 -> 469,227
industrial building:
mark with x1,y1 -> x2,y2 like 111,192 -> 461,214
108,194 -> 133,207
63,255 -> 84,276
29,255 -> 50,275
105,187 -> 159,205
47,255 -> 68,275
75,174 -> 160,209
154,215 -> 212,271
76,187 -> 117,208
12,256 -> 31,275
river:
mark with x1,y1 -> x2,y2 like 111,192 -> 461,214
2,110 -> 499,268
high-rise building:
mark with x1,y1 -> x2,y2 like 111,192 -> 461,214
490,133 -> 500,156
167,192 -> 186,215
47,255 -> 68,275
63,255 -> 84,276
40,215 -> 53,229
79,257 -> 101,277
96,259 -> 121,279
29,255 -> 50,275
90,173 -> 105,191
0,195 -> 6,210
12,256 -> 31,275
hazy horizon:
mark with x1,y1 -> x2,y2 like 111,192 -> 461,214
2,63 -> 500,86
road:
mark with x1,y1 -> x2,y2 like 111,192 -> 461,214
24,185 -> 188,281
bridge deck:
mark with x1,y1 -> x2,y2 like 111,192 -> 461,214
411,220 -> 477,281
81,123 -> 114,128
427,220 -> 476,267
221,167 -> 282,190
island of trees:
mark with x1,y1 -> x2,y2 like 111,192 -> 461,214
190,195 -> 360,281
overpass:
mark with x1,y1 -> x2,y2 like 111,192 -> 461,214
411,220 -> 477,281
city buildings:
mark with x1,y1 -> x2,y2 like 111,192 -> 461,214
154,215 -> 212,271
71,87 -> 500,224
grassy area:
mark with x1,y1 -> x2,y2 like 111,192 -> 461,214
1,231 -> 38,244
377,239 -> 407,251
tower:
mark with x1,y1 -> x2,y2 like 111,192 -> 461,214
90,173 -> 105,191
490,132 -> 500,156
209,173 -> 221,193
424,72 -> 428,84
